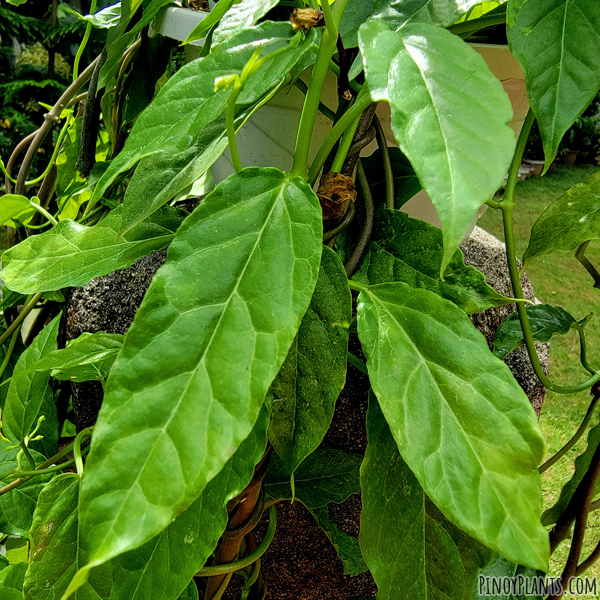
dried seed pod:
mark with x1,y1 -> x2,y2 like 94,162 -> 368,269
317,172 -> 356,220
291,8 -> 325,33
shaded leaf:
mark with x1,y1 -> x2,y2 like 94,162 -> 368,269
268,247 -> 351,475
73,168 -> 321,578
24,474 -> 112,600
1,206 -> 182,294
311,507 -> 368,576
0,563 -> 27,600
109,407 -> 269,600
0,325 -> 25,410
361,147 -> 421,209
30,387 -> 59,459
3,315 -> 60,444
340,0 -> 375,49
494,304 -> 582,359
356,282 -> 548,570
178,581 -> 199,600
507,0 -> 600,171
212,0 -> 279,48
30,333 -> 124,383
354,207 -> 511,314
182,0 -> 237,46
523,171 -> 600,265
473,554 -> 545,599
360,398 -> 492,600
264,449 -> 362,509
0,440 -> 53,537
359,19 -> 515,272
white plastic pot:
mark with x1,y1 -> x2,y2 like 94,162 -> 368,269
151,7 -> 528,232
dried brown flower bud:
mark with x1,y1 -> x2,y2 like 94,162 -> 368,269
342,89 -> 353,101
317,172 -> 357,220
291,8 -> 325,33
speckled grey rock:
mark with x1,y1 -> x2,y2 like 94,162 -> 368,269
460,226 -> 549,415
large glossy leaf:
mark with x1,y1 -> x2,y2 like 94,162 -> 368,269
311,507 -> 368,576
24,474 -> 112,600
356,282 -> 549,570
0,440 -> 53,537
361,148 -> 422,209
354,207 -> 511,314
71,168 -> 322,581
3,315 -> 60,444
360,398 -> 492,600
542,422 -> 600,527
1,206 -> 182,294
109,407 -> 268,600
507,0 -> 600,171
523,171 -> 600,265
264,449 -> 361,509
473,554 -> 544,599
494,304 -> 582,359
359,19 -> 515,272
89,23 -> 312,233
30,333 -> 124,383
212,0 -> 279,48
268,247 -> 351,475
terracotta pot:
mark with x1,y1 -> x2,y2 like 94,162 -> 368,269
562,151 -> 579,166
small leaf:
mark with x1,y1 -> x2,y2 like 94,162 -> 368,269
507,0 -> 600,171
0,441 -> 53,537
178,581 -> 198,600
353,207 -> 511,314
24,474 -> 112,600
109,406 -> 269,600
356,282 -> 549,570
494,304 -> 581,359
212,0 -> 280,48
473,554 -> 544,599
360,398 -> 493,600
523,170 -> 600,265
1,206 -> 182,294
264,449 -> 362,509
0,194 -> 35,228
3,315 -> 60,444
74,168 -> 321,575
311,507 -> 368,576
59,2 -> 122,29
359,19 -> 515,272
542,422 -> 600,527
30,333 -> 124,383
268,246 -> 351,475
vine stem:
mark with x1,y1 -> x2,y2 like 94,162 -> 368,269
291,0 -> 349,178
575,241 -> 600,289
373,115 -> 395,209
539,393 -> 600,474
196,505 -> 278,577
500,109 -> 600,394
0,293 -> 43,347
73,0 -> 98,81
0,326 -> 21,380
308,88 -> 372,186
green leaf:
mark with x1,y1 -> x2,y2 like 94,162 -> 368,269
30,387 -> 59,459
264,449 -> 362,509
5,538 -> 28,564
353,207 -> 511,314
182,0 -> 238,46
359,20 -> 515,272
0,441 -> 53,537
494,304 -> 582,359
340,0 -> 375,49
98,0 -> 173,88
507,0 -> 600,171
212,0 -> 279,48
268,246 -> 351,475
0,325 -> 25,410
0,194 -> 35,228
178,581 -> 198,600
360,398 -> 493,600
542,422 -> 600,527
3,315 -> 60,444
1,206 -> 182,294
311,507 -> 368,576
109,406 -> 269,600
60,3 -> 122,29
24,474 -> 113,600
356,282 -> 549,570
523,170 -> 600,265
361,147 -> 421,209
0,563 -> 27,600
473,554 -> 544,599
73,168 -> 322,577
30,333 -> 124,383
91,22 -> 313,233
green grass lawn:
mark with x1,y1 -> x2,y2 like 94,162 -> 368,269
478,164 -> 600,580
